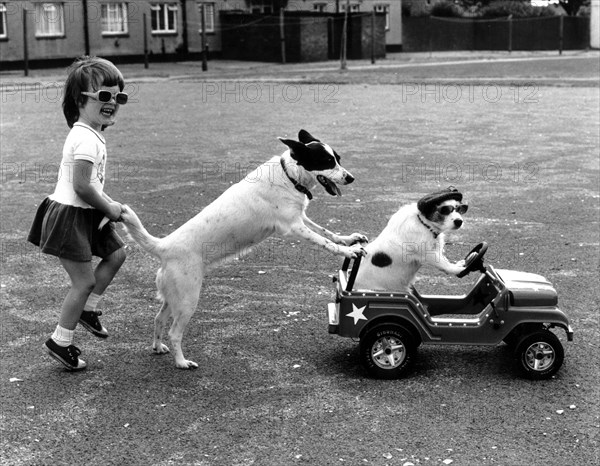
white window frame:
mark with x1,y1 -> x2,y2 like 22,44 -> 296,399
375,4 -> 390,31
197,2 -> 215,33
150,3 -> 178,34
101,2 -> 129,36
312,2 -> 328,12
250,1 -> 275,14
341,3 -> 360,12
35,2 -> 65,38
0,3 -> 7,39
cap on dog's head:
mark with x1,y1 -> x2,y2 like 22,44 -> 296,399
417,186 -> 463,217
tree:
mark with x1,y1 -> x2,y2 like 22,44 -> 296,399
456,0 -> 587,16
557,0 -> 587,15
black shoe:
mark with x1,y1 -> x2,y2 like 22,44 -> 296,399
44,339 -> 87,371
79,310 -> 108,338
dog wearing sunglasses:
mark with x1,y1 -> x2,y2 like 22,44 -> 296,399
353,187 -> 468,293
120,130 -> 367,369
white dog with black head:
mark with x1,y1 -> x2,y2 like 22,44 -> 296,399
354,187 -> 468,293
120,130 -> 368,369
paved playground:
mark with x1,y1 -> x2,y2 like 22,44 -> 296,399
1,51 -> 599,465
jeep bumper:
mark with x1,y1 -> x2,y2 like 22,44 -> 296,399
328,302 -> 339,334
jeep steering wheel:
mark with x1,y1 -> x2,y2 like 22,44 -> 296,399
457,242 -> 488,278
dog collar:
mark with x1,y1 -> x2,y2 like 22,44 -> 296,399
417,214 -> 440,239
280,158 -> 313,200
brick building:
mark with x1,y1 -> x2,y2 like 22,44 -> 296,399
0,0 -> 401,66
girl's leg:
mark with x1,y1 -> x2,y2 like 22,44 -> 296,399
79,247 -> 126,338
44,259 -> 93,371
92,247 -> 126,295
58,258 -> 96,330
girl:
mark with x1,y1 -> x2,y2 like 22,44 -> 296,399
28,56 -> 128,371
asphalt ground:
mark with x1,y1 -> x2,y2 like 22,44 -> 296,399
1,51 -> 599,466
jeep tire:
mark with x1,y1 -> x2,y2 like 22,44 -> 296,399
360,325 -> 416,379
515,329 -> 564,380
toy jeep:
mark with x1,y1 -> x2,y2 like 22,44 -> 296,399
327,243 -> 573,380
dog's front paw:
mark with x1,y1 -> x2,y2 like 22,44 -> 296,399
338,232 -> 368,246
343,243 -> 367,259
454,265 -> 467,276
346,232 -> 369,245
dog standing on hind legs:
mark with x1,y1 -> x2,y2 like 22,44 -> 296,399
120,130 -> 368,369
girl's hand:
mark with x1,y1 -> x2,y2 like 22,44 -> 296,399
107,202 -> 123,221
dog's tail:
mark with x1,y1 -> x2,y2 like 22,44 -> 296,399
120,205 -> 162,258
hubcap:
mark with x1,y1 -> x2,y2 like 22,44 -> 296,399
524,342 -> 555,372
372,336 -> 405,369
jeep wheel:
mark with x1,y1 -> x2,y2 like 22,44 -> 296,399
515,330 -> 564,380
360,325 -> 415,379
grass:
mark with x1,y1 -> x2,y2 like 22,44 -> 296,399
1,55 -> 599,465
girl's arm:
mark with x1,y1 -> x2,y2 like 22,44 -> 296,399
73,160 -> 122,220
102,192 -> 115,203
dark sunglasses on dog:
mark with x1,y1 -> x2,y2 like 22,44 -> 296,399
82,90 -> 128,105
437,204 -> 468,215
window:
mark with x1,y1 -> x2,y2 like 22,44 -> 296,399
0,3 -> 7,39
249,1 -> 275,14
341,3 -> 360,12
35,2 -> 65,37
197,2 -> 215,33
313,2 -> 328,12
151,3 -> 178,33
375,4 -> 390,31
101,2 -> 128,35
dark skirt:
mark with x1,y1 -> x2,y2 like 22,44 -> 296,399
27,198 -> 124,262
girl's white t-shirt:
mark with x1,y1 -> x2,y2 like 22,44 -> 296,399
50,122 -> 106,208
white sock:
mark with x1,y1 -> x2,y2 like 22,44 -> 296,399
84,293 -> 101,312
51,325 -> 74,347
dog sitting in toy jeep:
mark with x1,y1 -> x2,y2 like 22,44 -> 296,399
327,189 -> 573,380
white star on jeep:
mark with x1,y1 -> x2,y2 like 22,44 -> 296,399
346,304 -> 367,325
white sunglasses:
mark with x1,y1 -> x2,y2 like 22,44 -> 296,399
82,90 -> 128,105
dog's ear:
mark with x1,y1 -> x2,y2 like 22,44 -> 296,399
298,129 -> 319,144
279,137 -> 307,161
418,202 -> 437,219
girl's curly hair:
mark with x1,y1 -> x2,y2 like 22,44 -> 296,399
62,56 -> 125,128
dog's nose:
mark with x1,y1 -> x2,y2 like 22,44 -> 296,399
345,173 -> 355,184
454,219 -> 463,228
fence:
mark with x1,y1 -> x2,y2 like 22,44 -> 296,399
220,11 -> 386,63
402,16 -> 590,52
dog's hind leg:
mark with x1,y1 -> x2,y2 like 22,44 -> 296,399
160,265 -> 202,370
153,300 -> 171,355
168,291 -> 201,369
152,268 -> 172,355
